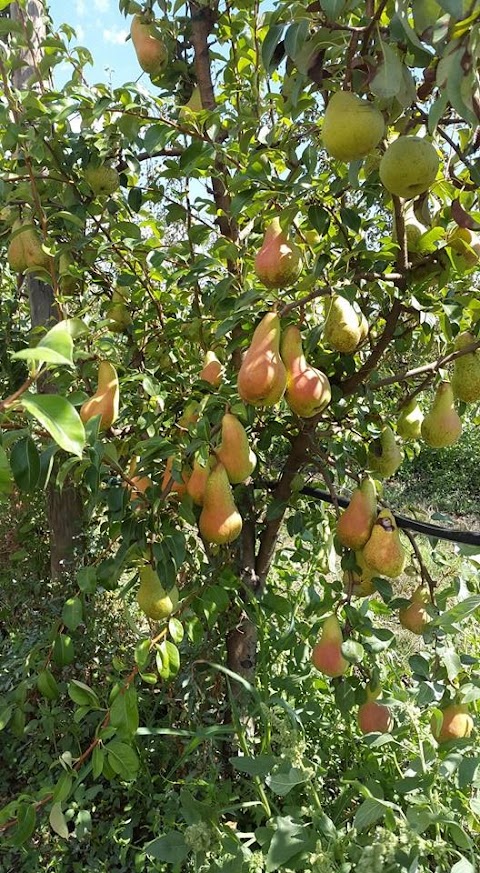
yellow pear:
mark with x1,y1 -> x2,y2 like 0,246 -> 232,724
186,455 -> 212,506
80,361 -> 119,431
322,91 -> 385,162
84,164 -> 119,196
254,218 -> 301,288
130,13 -> 167,76
343,550 -> 375,597
280,325 -> 331,417
137,565 -> 179,620
336,476 -> 377,551
397,398 -> 424,440
399,586 -> 430,635
431,704 -> 473,744
311,615 -> 348,678
451,332 -> 480,403
363,509 -> 406,578
323,295 -> 364,354
7,219 -> 49,272
379,136 -> 439,199
237,312 -> 287,407
421,381 -> 462,448
200,350 -> 223,387
199,462 -> 242,545
215,414 -> 256,484
367,425 -> 404,478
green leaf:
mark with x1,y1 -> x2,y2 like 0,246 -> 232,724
0,445 -> 14,496
0,704 -> 13,730
451,859 -> 475,873
92,745 -> 104,779
433,596 -> 480,629
265,816 -> 313,872
354,797 -> 399,831
168,617 -> 184,644
110,686 -> 139,738
68,680 -> 100,707
319,0 -> 347,17
53,634 -> 75,668
134,638 -> 151,670
105,740 -> 139,780
370,41 -> 404,98
12,320 -> 84,368
230,755 -> 277,778
10,436 -> 40,492
62,596 -> 83,631
52,772 -> 72,804
49,803 -> 69,840
266,766 -> 308,796
145,831 -> 189,864
262,25 -> 284,72
11,803 -> 36,847
20,393 -> 85,457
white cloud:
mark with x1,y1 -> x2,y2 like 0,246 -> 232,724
74,24 -> 86,41
103,27 -> 128,45
95,0 -> 111,11
75,0 -> 86,16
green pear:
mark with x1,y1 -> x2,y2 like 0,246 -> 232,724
367,425 -> 404,478
106,291 -> 132,332
336,476 -> 377,551
254,218 -> 301,289
399,586 -> 430,634
179,86 -> 203,118
237,312 -> 287,407
397,398 -> 424,440
311,614 -> 348,678
447,228 -> 480,272
323,295 -> 364,354
322,91 -> 384,162
198,462 -> 243,545
280,324 -> 331,417
84,163 -> 120,196
379,136 -> 439,199
137,566 -> 179,620
215,413 -> 256,484
421,381 -> 462,448
363,509 -> 406,578
58,252 -> 78,294
8,219 -> 49,272
451,332 -> 480,403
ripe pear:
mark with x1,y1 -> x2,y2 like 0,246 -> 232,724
343,550 -> 375,597
379,136 -> 439,199
84,163 -> 119,196
336,476 -> 377,551
198,462 -> 243,545
311,614 -> 348,678
237,312 -> 287,407
254,217 -> 301,289
322,91 -> 385,163
130,13 -> 167,76
367,425 -> 404,478
363,509 -> 406,579
397,398 -> 424,440
421,381 -> 462,448
451,332 -> 480,403
399,586 -> 430,635
357,688 -> 393,734
323,295 -> 364,354
200,350 -> 223,387
215,413 -> 256,484
137,565 -> 179,620
280,325 -> 331,418
7,219 -> 49,272
161,456 -> 190,497
186,455 -> 212,506
431,704 -> 473,744
80,361 -> 119,431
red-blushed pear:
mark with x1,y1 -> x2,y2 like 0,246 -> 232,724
421,381 -> 462,448
126,457 -> 152,502
336,476 -> 377,551
8,219 -> 50,273
363,509 -> 406,579
254,217 -> 301,288
343,550 -> 375,597
280,325 -> 331,417
130,13 -> 167,76
399,586 -> 430,634
200,350 -> 223,387
137,565 -> 179,621
357,687 -> 393,735
215,413 -> 256,484
431,704 -> 473,744
237,312 -> 287,407
161,456 -> 190,497
367,425 -> 404,478
397,398 -> 424,440
322,91 -> 385,162
311,614 -> 348,678
80,361 -> 119,431
199,462 -> 243,545
186,455 -> 212,506
451,332 -> 480,403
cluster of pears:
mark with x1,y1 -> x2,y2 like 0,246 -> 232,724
321,90 -> 439,200
80,361 -> 120,431
130,12 -> 167,77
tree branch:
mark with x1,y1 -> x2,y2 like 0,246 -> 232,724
340,297 -> 403,395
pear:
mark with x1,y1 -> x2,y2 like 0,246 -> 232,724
200,350 -> 223,387
179,86 -> 203,118
215,413 -> 256,484
447,227 -> 480,271
363,509 -> 406,579
127,457 -> 152,502
431,704 -> 473,744
7,219 -> 49,272
178,400 -> 200,429
161,456 -> 190,497
280,325 -> 331,417
254,217 -> 301,289
311,614 -> 348,678
379,136 -> 439,199
336,476 -> 377,551
397,398 -> 424,440
198,462 -> 243,545
58,252 -> 78,294
357,688 -> 393,734
130,13 -> 167,76
84,163 -> 119,196
80,361 -> 119,431
237,312 -> 287,407
367,425 -> 404,478
343,550 -> 375,597
106,291 -> 132,332
322,91 -> 385,163
399,586 -> 430,635
323,295 -> 364,354
186,455 -> 212,506
421,381 -> 462,448
451,332 -> 480,403
137,565 -> 179,620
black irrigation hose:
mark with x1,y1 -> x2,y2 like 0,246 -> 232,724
298,485 -> 480,547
